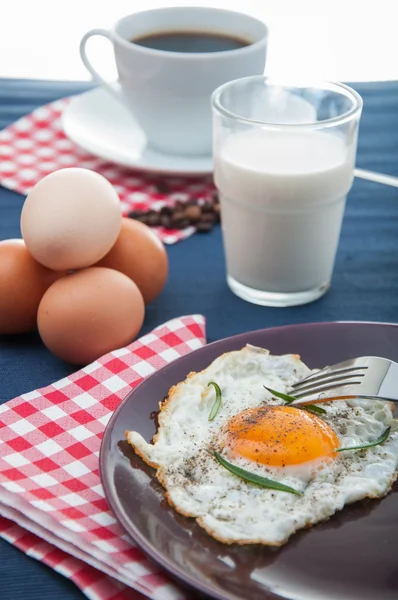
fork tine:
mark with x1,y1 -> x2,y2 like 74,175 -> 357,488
292,371 -> 366,394
293,379 -> 363,399
291,365 -> 368,390
287,356 -> 398,404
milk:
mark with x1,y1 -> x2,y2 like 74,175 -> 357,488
214,129 -> 355,296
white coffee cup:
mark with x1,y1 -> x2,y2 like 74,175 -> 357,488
80,7 -> 268,156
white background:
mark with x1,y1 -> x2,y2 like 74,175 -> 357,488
0,0 -> 397,82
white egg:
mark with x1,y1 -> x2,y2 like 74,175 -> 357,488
21,168 -> 122,270
126,346 -> 398,546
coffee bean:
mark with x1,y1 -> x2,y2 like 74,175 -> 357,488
197,220 -> 214,233
173,209 -> 186,221
177,218 -> 191,229
201,212 -> 216,224
185,204 -> 202,222
160,214 -> 172,228
211,190 -> 219,204
201,201 -> 213,213
171,210 -> 186,228
128,191 -> 220,233
155,181 -> 171,194
128,210 -> 143,219
146,210 -> 161,226
160,205 -> 173,216
139,215 -> 151,225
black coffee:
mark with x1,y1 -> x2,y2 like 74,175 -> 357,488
131,30 -> 250,53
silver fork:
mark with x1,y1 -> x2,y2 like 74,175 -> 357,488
289,357 -> 398,405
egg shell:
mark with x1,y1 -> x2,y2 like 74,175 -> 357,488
96,218 -> 168,304
0,239 -> 64,334
37,267 -> 145,365
21,168 -> 122,270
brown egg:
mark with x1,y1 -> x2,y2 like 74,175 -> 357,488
0,239 -> 63,334
37,267 -> 145,365
96,218 -> 168,304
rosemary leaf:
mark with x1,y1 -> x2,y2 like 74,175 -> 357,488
263,386 -> 296,405
303,405 -> 327,415
336,426 -> 391,453
264,386 -> 326,414
214,451 -> 302,496
208,381 -> 222,421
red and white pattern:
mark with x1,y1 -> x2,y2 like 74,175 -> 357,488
1,518 -> 146,600
0,315 -> 207,600
0,96 -> 215,244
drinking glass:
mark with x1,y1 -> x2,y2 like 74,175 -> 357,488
212,76 -> 362,307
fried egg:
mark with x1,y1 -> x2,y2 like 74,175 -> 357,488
126,347 -> 398,545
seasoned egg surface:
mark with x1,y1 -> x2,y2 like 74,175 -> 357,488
127,346 -> 398,546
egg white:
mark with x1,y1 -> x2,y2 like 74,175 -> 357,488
126,346 -> 398,545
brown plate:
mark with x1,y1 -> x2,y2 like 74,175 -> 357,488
100,321 -> 398,600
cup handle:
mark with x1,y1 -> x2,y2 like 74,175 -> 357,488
79,28 -> 123,104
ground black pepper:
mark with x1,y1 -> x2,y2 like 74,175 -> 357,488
155,180 -> 172,194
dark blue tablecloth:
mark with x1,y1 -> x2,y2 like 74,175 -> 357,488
0,78 -> 397,600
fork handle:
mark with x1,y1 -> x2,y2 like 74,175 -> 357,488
293,394 -> 398,406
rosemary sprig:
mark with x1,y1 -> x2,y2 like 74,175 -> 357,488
208,381 -> 222,421
264,386 -> 326,414
336,426 -> 391,453
264,386 -> 296,404
302,405 -> 327,415
214,451 -> 302,496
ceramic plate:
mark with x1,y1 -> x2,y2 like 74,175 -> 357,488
100,322 -> 398,600
62,87 -> 213,176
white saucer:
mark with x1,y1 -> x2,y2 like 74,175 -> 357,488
61,87 -> 213,176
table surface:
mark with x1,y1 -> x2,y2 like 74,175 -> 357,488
0,78 -> 397,600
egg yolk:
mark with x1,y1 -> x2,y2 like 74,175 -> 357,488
225,406 -> 339,466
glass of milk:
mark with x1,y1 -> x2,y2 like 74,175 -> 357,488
212,77 -> 362,306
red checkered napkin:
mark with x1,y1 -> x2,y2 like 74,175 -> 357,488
0,96 -> 215,244
1,518 -> 146,600
0,315 -> 206,600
